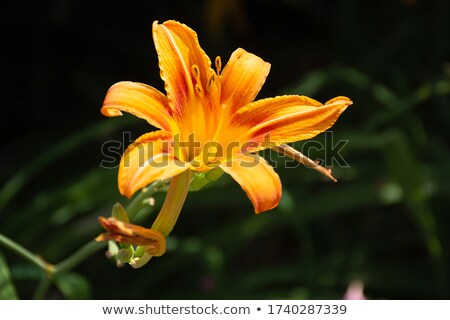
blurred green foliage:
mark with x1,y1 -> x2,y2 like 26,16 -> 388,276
1,0 -> 449,299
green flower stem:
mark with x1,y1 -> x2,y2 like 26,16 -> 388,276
54,240 -> 106,275
0,233 -> 54,274
126,179 -> 164,220
30,241 -> 106,299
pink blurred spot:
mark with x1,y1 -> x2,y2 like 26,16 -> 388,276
343,280 -> 366,300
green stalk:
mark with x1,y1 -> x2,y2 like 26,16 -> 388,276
0,233 -> 54,275
54,241 -> 106,275
126,180 -> 164,220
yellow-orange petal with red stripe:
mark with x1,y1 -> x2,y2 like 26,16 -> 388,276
220,48 -> 271,115
152,20 -> 216,119
101,81 -> 177,132
232,95 -> 352,148
118,130 -> 189,198
220,154 -> 281,214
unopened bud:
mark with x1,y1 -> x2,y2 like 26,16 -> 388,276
116,246 -> 134,264
133,245 -> 146,259
111,202 -> 130,223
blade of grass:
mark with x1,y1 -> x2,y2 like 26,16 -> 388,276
0,251 -> 19,299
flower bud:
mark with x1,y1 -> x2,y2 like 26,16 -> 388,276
111,202 -> 130,223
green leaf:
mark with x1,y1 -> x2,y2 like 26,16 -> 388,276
54,272 -> 91,300
0,252 -> 18,299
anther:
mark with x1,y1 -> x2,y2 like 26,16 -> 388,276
195,83 -> 203,95
191,65 -> 200,80
215,56 -> 222,75
207,74 -> 215,91
191,65 -> 203,95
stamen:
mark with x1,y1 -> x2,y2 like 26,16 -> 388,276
215,56 -> 222,75
191,64 -> 200,80
207,74 -> 215,91
195,83 -> 203,95
191,65 -> 203,95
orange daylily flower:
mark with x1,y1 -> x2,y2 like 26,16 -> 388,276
102,20 -> 352,214
96,216 -> 166,256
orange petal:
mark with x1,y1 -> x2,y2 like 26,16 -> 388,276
96,217 -> 166,256
119,130 -> 189,198
152,20 -> 218,120
101,81 -> 177,132
232,95 -> 352,148
220,154 -> 281,214
220,48 -> 271,114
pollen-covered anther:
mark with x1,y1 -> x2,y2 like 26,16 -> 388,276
207,74 -> 216,91
191,65 -> 203,95
195,83 -> 203,95
215,56 -> 222,75
191,64 -> 200,79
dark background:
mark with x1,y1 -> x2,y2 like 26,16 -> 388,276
1,0 -> 449,299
